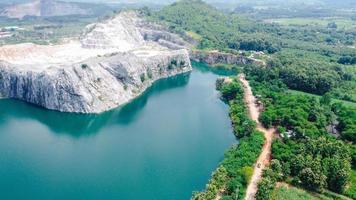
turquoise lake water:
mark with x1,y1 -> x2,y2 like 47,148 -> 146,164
0,63 -> 236,200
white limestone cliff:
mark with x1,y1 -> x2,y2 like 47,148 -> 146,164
0,12 -> 192,113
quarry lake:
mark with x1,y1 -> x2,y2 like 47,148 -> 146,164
0,63 -> 236,200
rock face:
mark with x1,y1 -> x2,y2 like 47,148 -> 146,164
190,50 -> 255,65
0,12 -> 191,113
0,0 -> 88,19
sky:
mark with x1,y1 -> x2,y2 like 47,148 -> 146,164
1,0 -> 354,6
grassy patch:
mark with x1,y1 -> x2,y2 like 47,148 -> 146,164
272,185 -> 332,200
344,169 -> 356,199
186,31 -> 202,41
288,90 -> 356,108
265,17 -> 356,30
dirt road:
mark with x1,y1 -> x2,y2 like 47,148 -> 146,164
239,74 -> 275,200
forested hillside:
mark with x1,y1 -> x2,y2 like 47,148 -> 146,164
147,0 -> 356,103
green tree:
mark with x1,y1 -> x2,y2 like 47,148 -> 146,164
220,81 -> 242,102
323,158 -> 351,193
270,159 -> 283,180
320,93 -> 332,106
256,178 -> 274,200
240,166 -> 254,185
299,167 -> 326,192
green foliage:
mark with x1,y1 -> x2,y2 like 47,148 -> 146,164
158,66 -> 164,74
151,0 -> 355,56
222,132 -> 265,197
138,6 -> 152,17
220,197 -> 233,200
256,177 -> 275,200
171,59 -> 178,66
299,164 -> 326,192
192,166 -> 228,200
272,186 -> 332,200
332,103 -> 356,143
167,63 -> 174,70
344,169 -> 356,199
323,158 -> 351,193
151,0 -> 235,50
217,79 -> 257,138
180,60 -> 186,67
233,38 -> 281,53
274,137 -> 352,193
193,132 -> 264,200
215,78 -> 225,91
250,77 -> 353,194
219,80 -> 243,102
151,0 -> 356,104
351,145 -> 356,168
222,131 -> 264,175
270,159 -> 283,180
244,50 -> 354,97
255,161 -> 287,200
259,137 -> 352,198
194,79 -> 264,199
150,0 -> 281,52
152,1 -> 356,199
248,80 -> 331,139
81,64 -> 88,69
140,73 -> 146,82
240,166 -> 253,185
147,69 -> 153,79
338,56 -> 356,65
327,22 -> 337,29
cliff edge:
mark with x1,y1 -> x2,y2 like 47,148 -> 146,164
0,12 -> 192,113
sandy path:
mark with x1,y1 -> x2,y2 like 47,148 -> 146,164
239,74 -> 275,200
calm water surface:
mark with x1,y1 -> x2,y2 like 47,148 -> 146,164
0,63 -> 236,200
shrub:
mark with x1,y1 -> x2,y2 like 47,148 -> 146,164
256,177 -> 275,200
241,166 -> 253,184
171,59 -> 178,66
81,64 -> 88,69
180,60 -> 186,67
167,63 -> 174,70
140,73 -> 146,82
219,81 -> 242,102
192,166 -> 228,200
147,69 -> 153,79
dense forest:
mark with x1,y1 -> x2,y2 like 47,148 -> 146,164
211,74 -> 355,200
245,76 -> 355,199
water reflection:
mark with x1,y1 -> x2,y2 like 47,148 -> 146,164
0,63 -> 234,138
0,63 -> 236,200
0,72 -> 191,137
115,72 -> 191,124
0,99 -> 113,137
192,60 -> 239,76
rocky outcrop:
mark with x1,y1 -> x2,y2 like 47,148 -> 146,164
190,50 -> 256,66
0,12 -> 191,113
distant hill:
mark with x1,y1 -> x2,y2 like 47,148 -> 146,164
150,0 -> 237,49
0,0 -> 111,19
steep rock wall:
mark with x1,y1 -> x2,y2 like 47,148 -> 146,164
190,50 -> 256,65
0,12 -> 192,113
